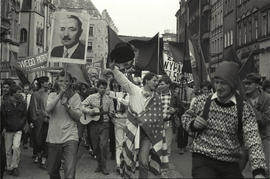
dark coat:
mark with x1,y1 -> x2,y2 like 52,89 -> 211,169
28,90 -> 48,145
51,42 -> 85,59
1,94 -> 27,132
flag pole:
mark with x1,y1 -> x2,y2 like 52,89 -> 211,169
157,33 -> 160,75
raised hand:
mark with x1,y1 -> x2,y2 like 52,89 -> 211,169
193,116 -> 208,130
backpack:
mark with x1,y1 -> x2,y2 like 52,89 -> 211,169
202,94 -> 244,145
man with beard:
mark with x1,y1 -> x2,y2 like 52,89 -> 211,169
243,73 -> 270,177
181,61 -> 266,178
28,76 -> 49,168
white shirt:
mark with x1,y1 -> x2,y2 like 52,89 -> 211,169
21,93 -> 31,110
211,92 -> 237,104
112,69 -> 153,114
63,43 -> 79,58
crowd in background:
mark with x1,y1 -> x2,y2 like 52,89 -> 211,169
0,67 -> 270,178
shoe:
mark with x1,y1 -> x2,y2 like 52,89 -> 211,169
161,172 -> 168,178
7,169 -> 13,175
39,163 -> 46,169
102,169 -> 109,175
179,148 -> 184,155
116,167 -> 120,175
12,168 -> 19,177
94,167 -> 102,173
60,160 -> 64,170
33,156 -> 39,164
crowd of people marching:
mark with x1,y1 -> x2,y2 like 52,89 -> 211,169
1,61 -> 270,179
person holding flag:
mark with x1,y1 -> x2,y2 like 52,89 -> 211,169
104,62 -> 169,178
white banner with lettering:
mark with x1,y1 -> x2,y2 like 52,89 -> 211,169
163,53 -> 182,83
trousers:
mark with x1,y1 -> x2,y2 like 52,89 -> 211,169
192,153 -> 243,179
90,121 -> 110,170
5,131 -> 22,170
47,140 -> 78,179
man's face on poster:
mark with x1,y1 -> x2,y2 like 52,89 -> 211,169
59,16 -> 82,49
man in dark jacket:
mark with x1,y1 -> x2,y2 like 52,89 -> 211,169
28,76 -> 49,168
1,84 -> 27,177
243,73 -> 270,177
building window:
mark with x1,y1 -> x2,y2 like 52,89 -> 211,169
89,25 -> 94,36
88,41 -> 93,51
255,18 -> 258,39
86,58 -> 92,64
268,10 -> 270,34
244,24 -> 247,44
238,24 -> 241,46
224,33 -> 227,48
36,28 -> 44,46
230,30 -> 233,46
262,13 -> 267,36
20,28 -> 27,43
54,62 -> 59,67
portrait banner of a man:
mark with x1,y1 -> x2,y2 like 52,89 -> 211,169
49,11 -> 90,64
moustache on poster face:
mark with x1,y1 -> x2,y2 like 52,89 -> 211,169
63,36 -> 71,41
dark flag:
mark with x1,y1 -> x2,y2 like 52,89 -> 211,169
239,51 -> 256,80
9,52 -> 30,85
129,33 -> 164,74
167,41 -> 184,63
223,48 -> 242,66
107,26 -> 124,66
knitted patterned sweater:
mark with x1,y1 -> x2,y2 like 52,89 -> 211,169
181,94 -> 266,173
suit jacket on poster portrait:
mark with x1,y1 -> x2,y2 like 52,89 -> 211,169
51,42 -> 85,59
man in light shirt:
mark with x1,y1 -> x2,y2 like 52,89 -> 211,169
105,65 -> 169,179
46,71 -> 82,179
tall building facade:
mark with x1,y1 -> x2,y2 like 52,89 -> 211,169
187,0 -> 211,87
236,0 -> 270,77
209,0 -> 223,71
19,0 -> 55,80
1,0 -> 22,81
176,0 -> 270,78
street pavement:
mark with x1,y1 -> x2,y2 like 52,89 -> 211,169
3,141 -> 184,179
3,137 -> 253,179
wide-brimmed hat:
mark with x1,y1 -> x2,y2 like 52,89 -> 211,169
110,42 -> 135,63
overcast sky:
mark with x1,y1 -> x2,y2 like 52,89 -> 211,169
91,0 -> 180,37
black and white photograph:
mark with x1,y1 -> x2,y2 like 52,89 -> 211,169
1,0 -> 270,179
49,11 -> 89,64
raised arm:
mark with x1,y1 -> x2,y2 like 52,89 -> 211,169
110,67 -> 139,96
